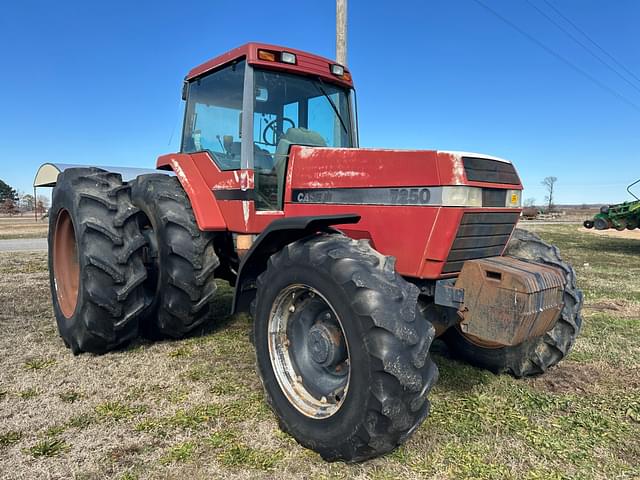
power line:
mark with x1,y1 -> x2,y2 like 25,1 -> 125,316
470,0 -> 640,114
542,0 -> 640,87
524,0 -> 640,96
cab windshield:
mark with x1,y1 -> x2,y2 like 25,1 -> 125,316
253,69 -> 353,152
253,69 -> 354,210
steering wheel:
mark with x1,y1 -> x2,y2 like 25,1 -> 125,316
262,117 -> 295,146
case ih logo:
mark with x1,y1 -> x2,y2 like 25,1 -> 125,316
296,190 -> 333,203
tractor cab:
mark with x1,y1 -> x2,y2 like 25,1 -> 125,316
179,43 -> 357,210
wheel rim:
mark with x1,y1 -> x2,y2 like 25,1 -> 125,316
268,284 -> 350,419
53,209 -> 79,318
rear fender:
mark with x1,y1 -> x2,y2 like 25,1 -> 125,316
156,154 -> 227,230
232,214 -> 360,314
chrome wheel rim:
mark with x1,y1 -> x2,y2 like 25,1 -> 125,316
268,284 -> 350,419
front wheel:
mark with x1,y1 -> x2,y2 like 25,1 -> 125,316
253,234 -> 438,462
443,228 -> 583,377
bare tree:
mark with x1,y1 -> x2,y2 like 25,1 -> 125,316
35,200 -> 47,217
541,176 -> 557,213
524,197 -> 536,207
20,193 -> 35,211
0,198 -> 19,216
36,194 -> 50,209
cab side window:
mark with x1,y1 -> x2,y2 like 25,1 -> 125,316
181,60 -> 246,171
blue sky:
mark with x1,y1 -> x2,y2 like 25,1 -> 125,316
1,0 -> 638,204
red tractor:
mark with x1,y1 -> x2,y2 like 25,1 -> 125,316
38,43 -> 583,462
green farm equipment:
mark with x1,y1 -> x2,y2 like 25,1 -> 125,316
584,178 -> 640,231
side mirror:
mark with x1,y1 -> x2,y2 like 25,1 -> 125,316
181,81 -> 189,101
256,87 -> 268,102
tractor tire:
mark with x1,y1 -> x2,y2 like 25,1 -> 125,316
594,217 -> 609,230
443,228 -> 583,377
252,234 -> 438,462
48,168 -> 148,354
130,174 -> 220,338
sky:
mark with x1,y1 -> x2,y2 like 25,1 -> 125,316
0,0 -> 638,205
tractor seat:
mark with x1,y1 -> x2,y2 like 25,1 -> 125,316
274,128 -> 326,207
274,127 -> 327,163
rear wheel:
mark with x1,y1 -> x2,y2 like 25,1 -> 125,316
48,168 -> 148,354
253,234 -> 438,462
130,174 -> 220,338
443,228 -> 583,377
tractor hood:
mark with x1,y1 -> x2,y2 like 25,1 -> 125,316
286,147 -> 522,192
283,146 -> 523,279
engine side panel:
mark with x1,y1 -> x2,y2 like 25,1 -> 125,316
285,147 -> 521,279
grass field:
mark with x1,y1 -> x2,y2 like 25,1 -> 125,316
0,225 -> 638,479
0,216 -> 49,240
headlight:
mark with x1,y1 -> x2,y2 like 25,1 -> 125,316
330,64 -> 345,76
441,186 -> 483,207
280,52 -> 297,64
505,189 -> 522,207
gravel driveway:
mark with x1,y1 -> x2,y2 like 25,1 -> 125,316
0,238 -> 47,252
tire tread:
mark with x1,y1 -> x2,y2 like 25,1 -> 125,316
49,168 -> 147,353
255,234 -> 438,462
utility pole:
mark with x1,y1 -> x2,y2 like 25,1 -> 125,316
336,0 -> 347,65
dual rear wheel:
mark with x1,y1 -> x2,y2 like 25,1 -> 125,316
49,170 -> 220,353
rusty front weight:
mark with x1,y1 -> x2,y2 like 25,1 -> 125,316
453,256 -> 566,348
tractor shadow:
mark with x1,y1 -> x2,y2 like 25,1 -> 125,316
429,339 -> 496,393
123,278 -> 500,395
125,280 -> 240,351
188,280 -> 240,339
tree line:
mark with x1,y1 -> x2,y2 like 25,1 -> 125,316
0,179 -> 49,216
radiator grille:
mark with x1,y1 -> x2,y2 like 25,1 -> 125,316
463,157 -> 520,184
442,212 -> 519,273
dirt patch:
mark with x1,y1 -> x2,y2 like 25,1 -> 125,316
584,300 -> 640,318
528,361 -> 640,394
527,362 -> 602,394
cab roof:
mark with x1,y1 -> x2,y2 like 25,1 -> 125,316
185,42 -> 354,88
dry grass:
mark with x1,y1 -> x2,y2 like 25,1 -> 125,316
0,216 -> 49,240
584,228 -> 640,240
0,225 -> 638,479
